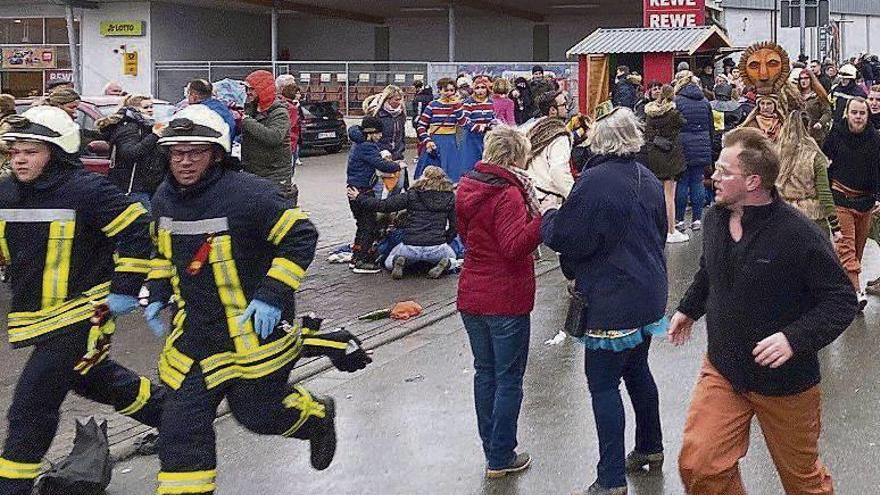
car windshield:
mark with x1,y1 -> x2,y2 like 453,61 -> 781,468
97,102 -> 175,123
303,102 -> 338,119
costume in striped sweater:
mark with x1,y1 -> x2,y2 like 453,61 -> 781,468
415,98 -> 463,181
459,95 -> 497,182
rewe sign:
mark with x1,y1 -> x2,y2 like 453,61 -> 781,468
644,0 -> 705,28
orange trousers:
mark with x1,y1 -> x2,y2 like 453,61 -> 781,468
834,206 -> 873,291
678,358 -> 832,495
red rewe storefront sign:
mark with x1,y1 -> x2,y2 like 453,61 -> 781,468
644,0 -> 706,28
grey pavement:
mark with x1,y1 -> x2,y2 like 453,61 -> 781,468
108,229 -> 880,493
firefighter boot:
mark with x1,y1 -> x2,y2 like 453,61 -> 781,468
309,394 -> 336,471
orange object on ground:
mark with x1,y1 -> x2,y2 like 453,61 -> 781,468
390,301 -> 422,320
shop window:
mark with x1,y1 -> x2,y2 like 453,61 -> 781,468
46,18 -> 79,45
0,18 -> 44,45
1,71 -> 43,98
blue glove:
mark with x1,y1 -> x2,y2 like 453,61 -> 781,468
239,299 -> 282,339
144,301 -> 167,338
107,293 -> 139,317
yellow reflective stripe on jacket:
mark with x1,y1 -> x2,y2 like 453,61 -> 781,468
267,208 -> 308,245
0,220 -> 10,263
266,257 -> 306,291
147,258 -> 174,280
41,220 -> 75,308
200,331 -> 304,390
101,203 -> 147,238
115,257 -> 151,274
302,337 -> 348,350
157,469 -> 216,495
0,458 -> 43,480
157,313 -> 193,390
118,376 -> 151,416
157,228 -> 173,258
208,235 -> 259,352
8,282 -> 110,344
282,385 -> 326,437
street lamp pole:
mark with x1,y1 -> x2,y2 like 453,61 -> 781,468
799,0 -> 807,58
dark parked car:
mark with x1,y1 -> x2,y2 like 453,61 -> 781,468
14,96 -> 174,174
300,101 -> 347,154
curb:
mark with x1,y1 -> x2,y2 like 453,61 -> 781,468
107,259 -> 560,464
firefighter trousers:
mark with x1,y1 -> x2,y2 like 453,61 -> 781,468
0,322 -> 165,495
157,362 -> 329,495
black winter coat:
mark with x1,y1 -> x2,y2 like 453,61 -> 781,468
612,81 -> 638,109
354,188 -> 456,246
411,88 -> 434,128
101,110 -> 164,194
640,105 -> 686,180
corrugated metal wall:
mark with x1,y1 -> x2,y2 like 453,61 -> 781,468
721,0 -> 880,15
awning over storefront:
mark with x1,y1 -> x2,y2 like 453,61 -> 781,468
566,25 -> 732,57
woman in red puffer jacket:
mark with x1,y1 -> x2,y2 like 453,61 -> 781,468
455,125 -> 543,479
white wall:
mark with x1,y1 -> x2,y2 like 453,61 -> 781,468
80,2 -> 152,96
836,14 -> 871,59
150,2 -> 270,61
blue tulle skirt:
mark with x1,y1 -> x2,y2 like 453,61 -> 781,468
576,316 -> 669,352
415,134 -> 460,181
456,129 -> 485,182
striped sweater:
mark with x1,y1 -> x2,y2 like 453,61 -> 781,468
417,99 -> 464,144
462,96 -> 496,133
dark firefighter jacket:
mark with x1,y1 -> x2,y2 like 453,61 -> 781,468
148,165 -> 319,391
0,162 -> 152,348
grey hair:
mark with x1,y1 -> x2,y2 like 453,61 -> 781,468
588,107 -> 645,156
482,125 -> 531,169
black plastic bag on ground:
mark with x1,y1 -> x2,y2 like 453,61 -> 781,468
35,417 -> 113,495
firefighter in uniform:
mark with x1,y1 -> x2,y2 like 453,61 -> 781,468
146,104 -> 371,495
0,106 -> 165,495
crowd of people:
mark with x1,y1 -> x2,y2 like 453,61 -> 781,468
0,41 -> 877,495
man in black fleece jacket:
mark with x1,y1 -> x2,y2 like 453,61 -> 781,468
670,128 -> 858,494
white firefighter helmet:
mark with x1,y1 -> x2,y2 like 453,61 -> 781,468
838,64 -> 858,79
1,105 -> 80,154
158,104 -> 231,152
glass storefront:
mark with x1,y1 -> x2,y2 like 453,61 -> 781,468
0,17 -> 79,97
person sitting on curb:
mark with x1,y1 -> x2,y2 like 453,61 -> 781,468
347,165 -> 457,280
346,116 -> 401,274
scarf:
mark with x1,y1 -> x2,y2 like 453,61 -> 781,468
526,117 -> 571,160
508,166 -> 541,217
383,101 -> 403,117
755,114 -> 782,141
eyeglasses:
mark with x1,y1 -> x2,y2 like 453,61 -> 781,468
713,163 -> 749,178
169,148 -> 212,162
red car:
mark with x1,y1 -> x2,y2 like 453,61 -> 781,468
14,96 -> 175,174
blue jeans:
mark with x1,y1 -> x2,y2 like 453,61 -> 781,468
675,166 -> 705,223
461,313 -> 530,469
584,337 -> 662,488
383,243 -> 456,270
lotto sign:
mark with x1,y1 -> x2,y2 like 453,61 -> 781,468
644,0 -> 706,28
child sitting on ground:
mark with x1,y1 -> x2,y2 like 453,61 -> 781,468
347,166 -> 457,279
346,116 -> 401,274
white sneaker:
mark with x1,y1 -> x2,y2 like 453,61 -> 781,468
675,221 -> 687,232
858,291 -> 869,312
691,220 -> 702,231
667,231 -> 690,243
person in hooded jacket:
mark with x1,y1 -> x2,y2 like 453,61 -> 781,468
97,94 -> 164,208
612,66 -> 639,110
347,165 -> 457,279
346,116 -> 401,274
241,70 -> 295,203
674,73 -> 714,231
642,85 -> 687,243
511,77 -> 534,125
456,125 -> 542,480
0,106 -> 165,495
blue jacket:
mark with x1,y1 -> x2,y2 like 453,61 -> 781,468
200,97 -> 238,144
543,154 -> 668,330
612,80 -> 639,109
675,84 -> 714,169
346,126 -> 401,188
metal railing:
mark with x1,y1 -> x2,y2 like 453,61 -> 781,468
154,60 -> 578,116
